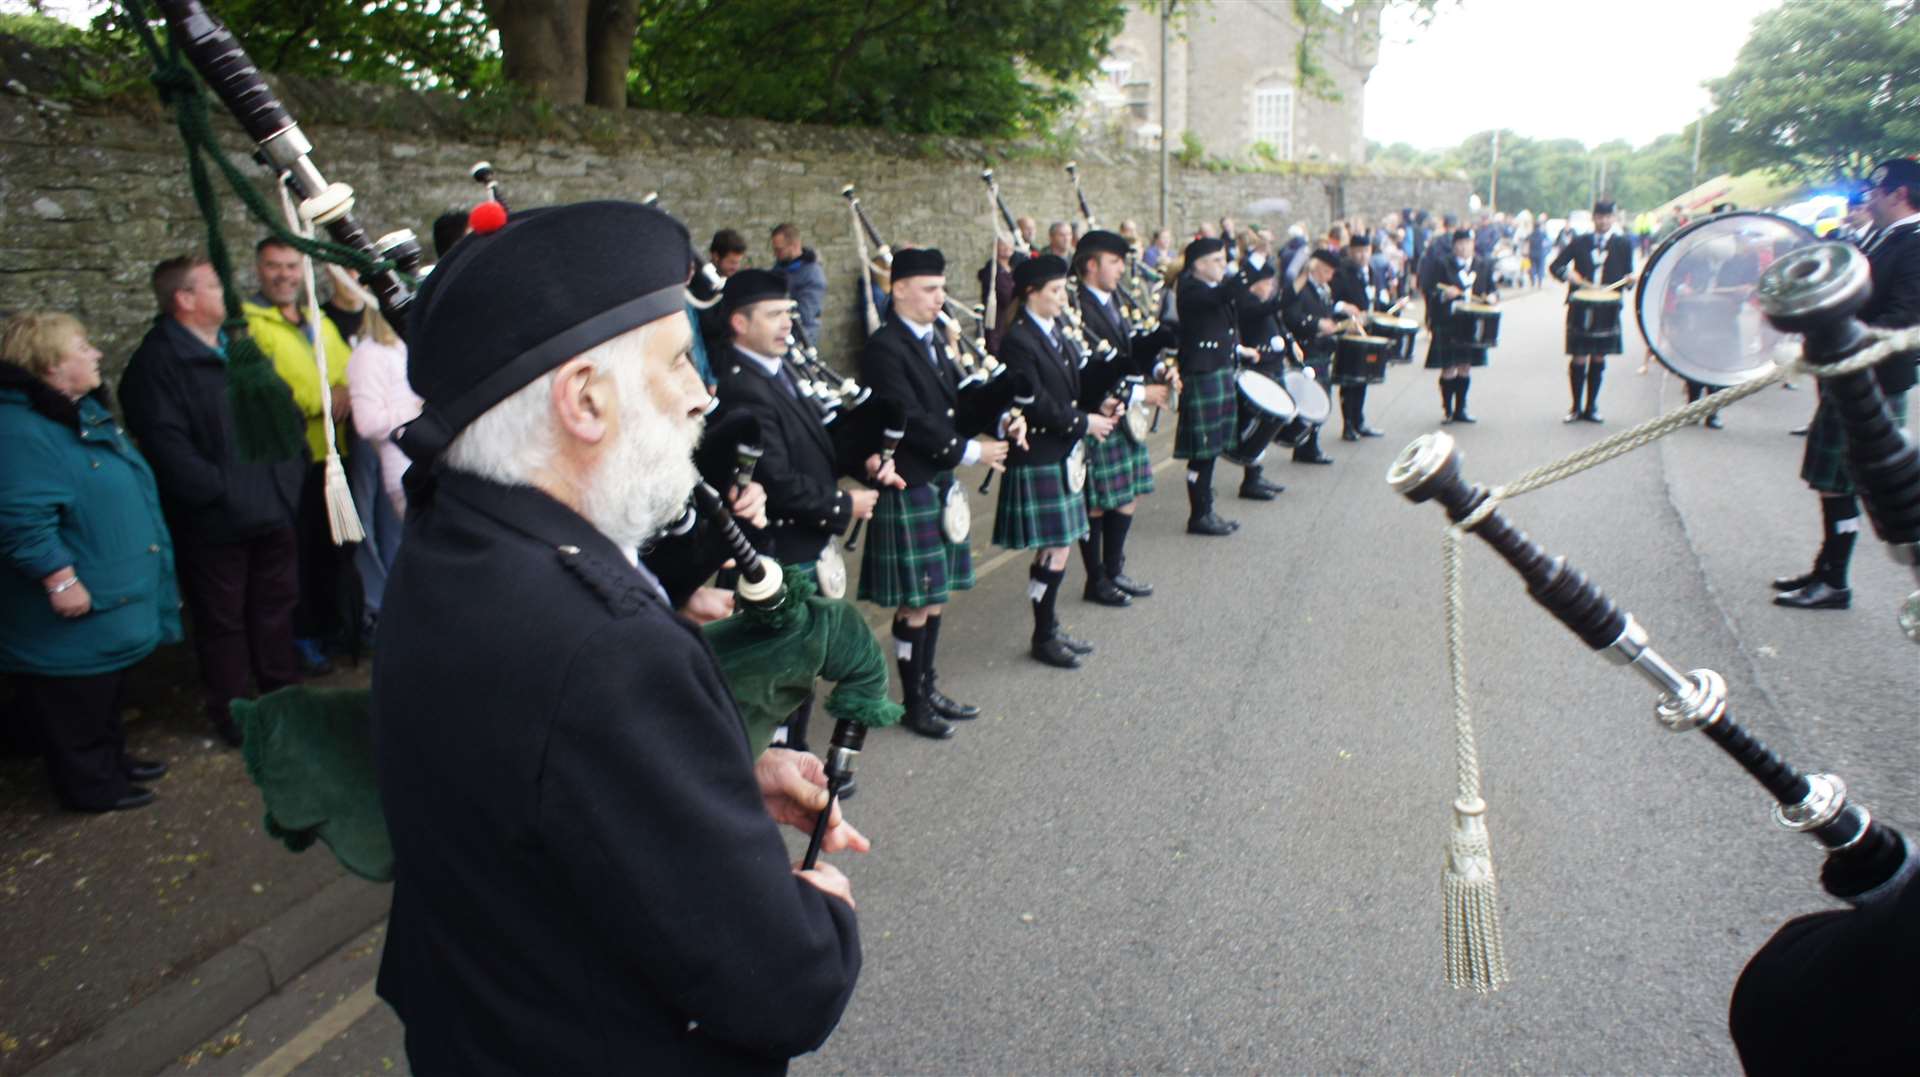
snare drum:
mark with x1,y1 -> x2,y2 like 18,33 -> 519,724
1454,302 -> 1502,348
1368,315 -> 1420,363
1334,334 -> 1391,385
1276,368 -> 1331,447
1570,288 -> 1624,335
1224,369 -> 1297,466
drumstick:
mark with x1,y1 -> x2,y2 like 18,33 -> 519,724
1600,274 -> 1636,293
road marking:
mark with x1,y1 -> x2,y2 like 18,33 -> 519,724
244,980 -> 380,1077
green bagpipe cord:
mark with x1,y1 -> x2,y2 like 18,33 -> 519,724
701,566 -> 904,755
231,570 -> 898,878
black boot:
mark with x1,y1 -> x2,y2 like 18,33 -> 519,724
1029,564 -> 1082,668
1103,511 -> 1152,597
1239,464 -> 1279,500
1439,377 -> 1456,423
1583,362 -> 1606,422
1293,427 -> 1333,464
1566,361 -> 1588,422
893,619 -> 953,738
1186,460 -> 1235,534
922,614 -> 979,719
1079,529 -> 1126,604
1453,376 -> 1476,423
1340,388 -> 1361,440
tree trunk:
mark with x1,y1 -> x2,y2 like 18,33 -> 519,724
584,0 -> 640,110
484,0 -> 590,106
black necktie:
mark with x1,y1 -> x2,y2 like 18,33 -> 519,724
776,364 -> 800,400
921,332 -> 941,370
1051,323 -> 1067,355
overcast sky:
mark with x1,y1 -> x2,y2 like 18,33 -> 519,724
1364,0 -> 1785,150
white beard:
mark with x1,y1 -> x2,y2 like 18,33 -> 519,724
577,359 -> 703,555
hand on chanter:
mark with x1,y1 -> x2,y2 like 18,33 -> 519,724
729,481 -> 768,529
755,747 -> 871,855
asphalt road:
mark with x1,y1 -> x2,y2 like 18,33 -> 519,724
153,287 -> 1918,1075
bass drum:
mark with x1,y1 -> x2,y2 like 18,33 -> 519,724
1276,368 -> 1332,447
1224,368 -> 1297,466
1637,210 -> 1816,387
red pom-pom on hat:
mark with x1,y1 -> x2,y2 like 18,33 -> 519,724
469,200 -> 508,235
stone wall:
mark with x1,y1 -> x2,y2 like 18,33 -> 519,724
0,75 -> 1466,384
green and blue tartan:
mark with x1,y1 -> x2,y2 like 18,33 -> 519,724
856,473 -> 975,608
1423,334 -> 1489,369
992,459 -> 1090,549
1801,391 -> 1910,495
1085,433 -> 1153,511
1173,367 -> 1238,460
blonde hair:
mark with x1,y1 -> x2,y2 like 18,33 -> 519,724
1,312 -> 86,378
360,303 -> 401,347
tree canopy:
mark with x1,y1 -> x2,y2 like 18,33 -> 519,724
1705,0 -> 1920,182
1371,127 -> 1721,216
81,0 -> 1130,138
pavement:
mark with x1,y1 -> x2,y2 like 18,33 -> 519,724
21,284 -> 1920,1075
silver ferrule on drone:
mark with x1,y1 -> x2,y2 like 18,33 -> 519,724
1602,618 -> 1727,733
827,744 -> 860,776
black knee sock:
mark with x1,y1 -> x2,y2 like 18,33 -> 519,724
1350,383 -> 1369,426
1819,496 -> 1861,588
1586,362 -> 1605,411
891,618 -> 926,704
1187,459 -> 1215,518
1456,376 -> 1471,415
1078,523 -> 1105,584
1029,563 -> 1065,644
1569,361 -> 1588,410
1439,377 -> 1455,417
1102,511 -> 1133,579
780,695 -> 814,753
1686,380 -> 1704,404
922,613 -> 944,695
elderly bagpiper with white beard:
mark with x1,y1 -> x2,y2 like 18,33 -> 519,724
374,201 -> 865,1075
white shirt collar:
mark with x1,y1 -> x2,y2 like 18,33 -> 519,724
734,345 -> 784,378
1026,309 -> 1057,336
899,314 -> 935,340
1084,284 -> 1113,305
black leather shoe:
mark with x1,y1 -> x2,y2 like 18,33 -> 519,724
1083,578 -> 1132,607
1564,409 -> 1583,423
1705,413 -> 1724,430
1451,412 -> 1476,424
1341,427 -> 1361,442
1238,481 -> 1277,501
1582,409 -> 1605,423
1110,574 -> 1153,597
1774,582 -> 1851,610
1292,452 -> 1334,465
1030,637 -> 1083,669
78,786 -> 155,813
1358,425 -> 1386,438
1771,571 -> 1820,592
1256,477 -> 1286,496
1187,513 -> 1235,536
901,707 -> 956,739
1057,632 -> 1094,656
124,759 -> 168,783
928,685 -> 979,720
1789,424 -> 1810,437
1441,413 -> 1456,425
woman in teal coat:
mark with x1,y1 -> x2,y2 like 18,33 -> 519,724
1,312 -> 181,812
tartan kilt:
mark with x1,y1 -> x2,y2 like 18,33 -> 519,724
992,459 -> 1090,549
1085,433 -> 1154,511
1173,367 -> 1239,460
1566,327 -> 1624,356
1801,392 -> 1911,495
1424,334 -> 1489,369
856,473 -> 975,608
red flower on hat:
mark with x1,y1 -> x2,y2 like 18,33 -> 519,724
469,200 -> 508,235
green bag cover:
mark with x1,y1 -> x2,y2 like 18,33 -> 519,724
701,566 -> 903,755
235,685 -> 392,882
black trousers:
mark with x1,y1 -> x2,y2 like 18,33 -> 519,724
175,527 -> 303,727
293,461 -> 356,642
14,669 -> 132,810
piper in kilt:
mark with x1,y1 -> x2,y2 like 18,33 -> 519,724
993,255 -> 1119,669
1549,201 -> 1635,423
858,248 -> 1014,737
1173,237 -> 1262,536
1072,229 -> 1177,605
1774,159 -> 1920,612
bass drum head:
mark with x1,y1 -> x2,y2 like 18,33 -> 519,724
1280,369 -> 1331,425
1637,211 -> 1816,387
1235,369 -> 1298,421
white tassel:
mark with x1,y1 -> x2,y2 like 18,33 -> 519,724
1443,797 -> 1509,992
280,183 -> 361,548
323,455 -> 365,545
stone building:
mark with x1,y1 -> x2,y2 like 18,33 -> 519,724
1083,0 -> 1380,164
